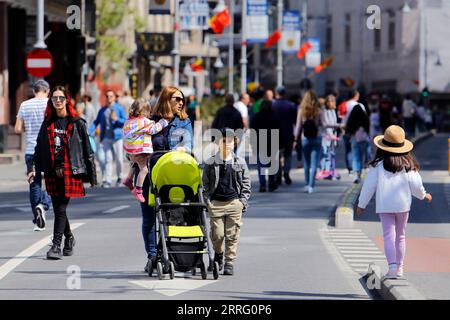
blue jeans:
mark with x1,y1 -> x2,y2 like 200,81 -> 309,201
257,157 -> 276,188
302,137 -> 322,188
343,134 -> 353,172
25,154 -> 51,223
351,140 -> 370,176
140,202 -> 157,258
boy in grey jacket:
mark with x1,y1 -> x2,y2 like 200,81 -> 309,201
202,128 -> 251,275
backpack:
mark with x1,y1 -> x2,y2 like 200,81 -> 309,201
303,118 -> 319,138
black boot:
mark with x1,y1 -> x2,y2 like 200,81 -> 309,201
284,173 -> 292,185
47,244 -> 62,260
63,235 -> 76,256
223,263 -> 234,276
214,252 -> 224,271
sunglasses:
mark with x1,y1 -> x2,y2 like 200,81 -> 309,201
172,96 -> 184,104
51,96 -> 66,102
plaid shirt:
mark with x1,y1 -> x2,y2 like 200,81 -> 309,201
44,121 -> 85,198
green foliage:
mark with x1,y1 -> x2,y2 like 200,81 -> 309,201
200,96 -> 225,122
95,0 -> 139,71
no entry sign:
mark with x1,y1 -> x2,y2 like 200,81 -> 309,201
26,49 -> 54,77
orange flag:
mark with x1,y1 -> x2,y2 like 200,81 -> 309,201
209,9 -> 231,34
314,57 -> 334,73
297,42 -> 312,59
191,59 -> 204,72
264,30 -> 282,48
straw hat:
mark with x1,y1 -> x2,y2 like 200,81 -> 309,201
373,125 -> 413,153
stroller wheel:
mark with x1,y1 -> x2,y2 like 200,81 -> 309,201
169,261 -> 175,280
156,262 -> 164,280
200,262 -> 207,280
213,262 -> 219,280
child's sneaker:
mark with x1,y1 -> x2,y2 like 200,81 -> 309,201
123,177 -> 134,190
397,265 -> 404,278
132,188 -> 145,203
384,264 -> 398,279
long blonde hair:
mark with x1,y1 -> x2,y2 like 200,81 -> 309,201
129,98 -> 150,118
152,86 -> 188,120
300,90 -> 321,120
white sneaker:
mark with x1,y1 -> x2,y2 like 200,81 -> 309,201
35,204 -> 46,229
33,225 -> 46,232
397,265 -> 404,278
303,186 -> 309,193
307,186 -> 314,194
384,264 -> 398,279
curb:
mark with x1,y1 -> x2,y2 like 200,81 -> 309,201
332,131 -> 434,229
0,153 -> 20,165
366,263 -> 426,300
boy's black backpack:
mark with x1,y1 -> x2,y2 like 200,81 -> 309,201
303,118 -> 319,138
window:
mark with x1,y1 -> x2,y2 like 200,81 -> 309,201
325,15 -> 332,53
345,13 -> 351,53
388,11 -> 396,50
374,29 -> 381,52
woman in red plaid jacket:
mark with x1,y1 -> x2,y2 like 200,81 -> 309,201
29,86 -> 97,260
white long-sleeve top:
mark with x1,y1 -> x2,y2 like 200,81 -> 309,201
358,161 -> 427,213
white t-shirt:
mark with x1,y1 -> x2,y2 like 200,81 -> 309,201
343,100 -> 367,125
234,101 -> 248,120
17,97 -> 48,155
358,162 -> 426,213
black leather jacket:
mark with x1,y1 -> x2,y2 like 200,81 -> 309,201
32,117 -> 97,185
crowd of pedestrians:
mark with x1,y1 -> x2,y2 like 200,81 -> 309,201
13,78 -> 439,281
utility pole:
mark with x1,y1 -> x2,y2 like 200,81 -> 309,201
276,0 -> 283,87
173,0 -> 181,87
228,0 -> 234,94
302,0 -> 308,82
35,0 -> 46,49
80,0 -> 86,95
240,0 -> 247,94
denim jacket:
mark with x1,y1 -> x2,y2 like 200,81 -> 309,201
168,116 -> 193,152
89,103 -> 127,141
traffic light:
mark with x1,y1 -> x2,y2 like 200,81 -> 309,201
86,35 -> 97,71
421,87 -> 429,98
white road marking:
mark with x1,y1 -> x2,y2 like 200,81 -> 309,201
332,239 -> 372,243
102,205 -> 130,214
346,258 -> 386,263
327,236 -> 370,239
0,222 -> 85,282
341,250 -> 383,254
343,254 -> 386,259
130,277 -> 217,297
0,203 -> 29,208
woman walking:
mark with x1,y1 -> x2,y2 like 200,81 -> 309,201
29,86 -> 97,260
294,91 -> 323,194
357,125 -> 432,279
345,104 -> 371,183
138,86 -> 193,274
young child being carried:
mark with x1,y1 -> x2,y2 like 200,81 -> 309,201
123,98 -> 169,202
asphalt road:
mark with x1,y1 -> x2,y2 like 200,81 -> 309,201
0,148 -> 372,300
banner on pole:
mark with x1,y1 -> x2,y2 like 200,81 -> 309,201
305,38 -> 321,68
246,0 -> 269,43
180,0 -> 210,30
149,0 -> 171,15
282,10 -> 301,54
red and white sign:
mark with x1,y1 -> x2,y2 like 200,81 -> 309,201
26,49 -> 54,77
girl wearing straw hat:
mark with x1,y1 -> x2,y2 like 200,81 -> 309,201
356,125 -> 432,279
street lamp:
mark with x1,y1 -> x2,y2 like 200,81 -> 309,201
401,1 -> 411,13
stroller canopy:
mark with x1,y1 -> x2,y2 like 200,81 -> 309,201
151,151 -> 201,197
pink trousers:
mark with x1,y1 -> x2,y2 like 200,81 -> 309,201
379,212 -> 409,267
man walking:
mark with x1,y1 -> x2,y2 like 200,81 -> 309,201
90,89 -> 127,188
212,94 -> 243,131
272,86 -> 297,185
402,94 -> 416,138
14,80 -> 52,231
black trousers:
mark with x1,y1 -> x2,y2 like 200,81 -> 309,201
51,194 -> 72,245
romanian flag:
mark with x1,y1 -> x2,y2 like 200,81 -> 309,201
209,8 -> 231,34
297,41 -> 312,59
264,30 -> 282,48
314,56 -> 334,73
191,59 -> 204,72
